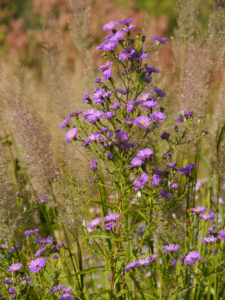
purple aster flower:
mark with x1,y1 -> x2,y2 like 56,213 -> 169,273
139,93 -> 151,102
151,174 -> 162,186
110,102 -> 121,110
75,110 -> 82,116
60,121 -> 68,130
125,261 -> 137,271
161,132 -> 170,140
126,100 -> 140,111
177,111 -> 193,123
104,111 -> 114,119
89,218 -> 102,230
184,251 -> 201,265
8,263 -> 23,272
185,112 -> 193,119
134,116 -> 152,128
105,33 -> 114,40
34,247 -> 47,257
53,254 -> 59,259
92,87 -> 105,104
36,237 -> 55,245
131,157 -> 143,167
60,294 -> 74,300
9,287 -> 15,294
105,221 -> 116,230
122,24 -> 136,31
3,279 -> 13,285
163,152 -> 172,159
153,87 -> 166,97
117,89 -> 127,95
103,21 -> 118,31
117,130 -> 129,141
104,213 -> 120,222
171,259 -> 178,266
83,109 -> 104,123
82,92 -> 90,103
160,189 -> 174,199
178,163 -> 196,175
152,35 -> 168,44
171,183 -> 179,190
146,66 -> 159,73
50,285 -> 72,293
119,17 -> 134,25
144,73 -> 152,83
37,195 -> 48,204
212,249 -> 218,254
110,30 -> 125,42
218,229 -> 225,241
98,61 -> 113,72
103,91 -> 112,100
207,229 -> 217,236
103,91 -> 112,99
118,47 -> 135,61
65,128 -> 78,142
167,162 -> 177,168
151,111 -> 166,123
132,50 -> 148,61
90,166 -> 97,171
60,112 -> 75,129
134,173 -> 149,190
96,43 -> 104,50
163,244 -> 180,253
192,206 -> 207,214
124,118 -> 133,125
149,254 -> 158,262
199,214 -> 214,221
202,237 -> 217,244
103,41 -> 118,52
101,127 -> 108,132
105,152 -> 113,159
177,114 -> 184,122
137,257 -> 151,266
136,148 -> 153,160
24,228 -> 39,237
102,68 -> 113,80
145,271 -> 151,277
95,78 -> 101,83
90,160 -> 98,166
142,100 -> 158,109
107,131 -> 113,138
28,257 -> 47,273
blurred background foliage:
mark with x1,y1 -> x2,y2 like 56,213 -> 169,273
117,0 -> 215,33
0,0 -> 221,68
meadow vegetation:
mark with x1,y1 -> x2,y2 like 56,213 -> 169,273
0,0 -> 225,299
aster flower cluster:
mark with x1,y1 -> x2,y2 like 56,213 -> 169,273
2,16 -> 222,300
56,18 -> 225,298
0,232 -> 69,299
89,213 -> 120,231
